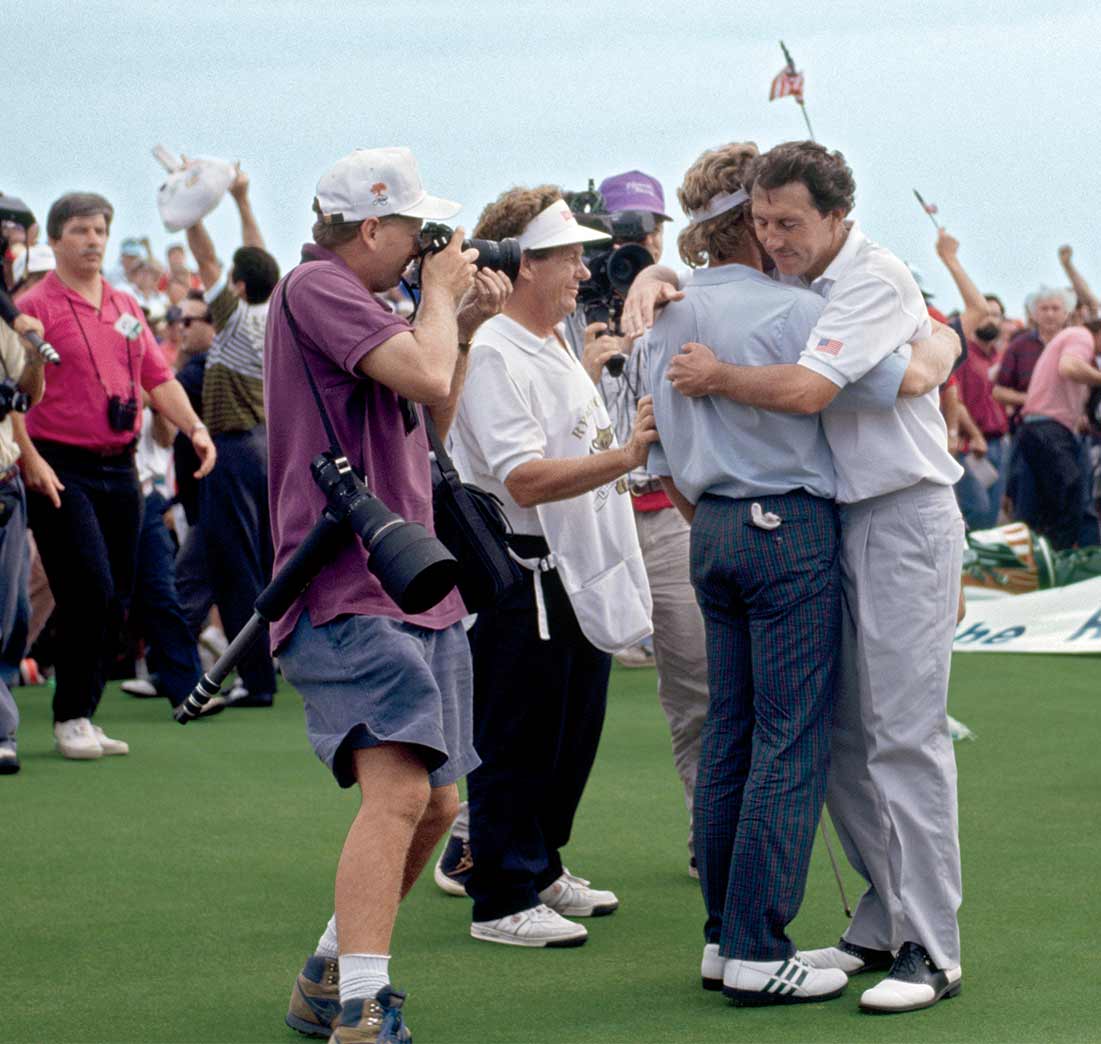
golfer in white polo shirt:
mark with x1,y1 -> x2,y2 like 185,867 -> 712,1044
627,141 -> 965,1015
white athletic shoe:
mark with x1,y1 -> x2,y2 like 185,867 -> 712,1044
701,943 -> 724,991
722,954 -> 848,1006
54,718 -> 103,760
800,938 -> 894,975
90,724 -> 129,756
121,678 -> 158,698
538,872 -> 619,917
470,904 -> 588,948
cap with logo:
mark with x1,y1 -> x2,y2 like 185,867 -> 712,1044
517,200 -> 611,252
598,170 -> 671,221
314,147 -> 461,225
120,238 -> 146,258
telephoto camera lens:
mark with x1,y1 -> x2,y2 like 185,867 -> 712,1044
311,455 -> 458,613
419,223 -> 521,281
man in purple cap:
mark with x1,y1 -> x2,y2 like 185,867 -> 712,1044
269,146 -> 510,1043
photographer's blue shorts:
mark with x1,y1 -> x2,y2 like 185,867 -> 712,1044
279,610 -> 479,790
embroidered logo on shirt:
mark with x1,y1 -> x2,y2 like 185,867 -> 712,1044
815,338 -> 844,357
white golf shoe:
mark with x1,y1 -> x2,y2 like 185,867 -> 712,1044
54,718 -> 103,760
538,871 -> 618,917
859,942 -> 961,1013
722,953 -> 848,1006
470,903 -> 588,948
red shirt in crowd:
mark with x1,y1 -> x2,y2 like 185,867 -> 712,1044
18,272 -> 174,452
995,329 -> 1045,395
956,340 -> 1008,438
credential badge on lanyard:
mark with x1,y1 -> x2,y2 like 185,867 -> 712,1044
113,313 -> 142,341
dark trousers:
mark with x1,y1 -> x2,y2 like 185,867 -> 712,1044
1016,419 -> 1082,550
690,492 -> 840,961
176,426 -> 275,696
132,490 -> 201,706
26,441 -> 142,723
466,536 -> 611,922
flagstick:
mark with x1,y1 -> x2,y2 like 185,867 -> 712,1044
796,99 -> 816,142
913,189 -> 942,231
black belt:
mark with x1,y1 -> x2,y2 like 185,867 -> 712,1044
33,438 -> 137,468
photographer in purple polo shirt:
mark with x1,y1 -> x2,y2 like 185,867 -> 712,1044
265,147 -> 510,1042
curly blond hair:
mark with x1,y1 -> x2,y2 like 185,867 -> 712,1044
676,142 -> 759,268
474,185 -> 562,242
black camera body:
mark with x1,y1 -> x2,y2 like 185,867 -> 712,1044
310,452 -> 457,614
107,394 -> 139,433
417,224 -> 522,283
563,180 -> 655,372
0,377 -> 31,421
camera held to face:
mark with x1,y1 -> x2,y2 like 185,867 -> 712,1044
563,181 -> 656,374
412,224 -> 522,285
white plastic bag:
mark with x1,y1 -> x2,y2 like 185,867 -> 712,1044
153,145 -> 235,233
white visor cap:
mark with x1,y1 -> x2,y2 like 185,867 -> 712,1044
517,200 -> 611,252
314,146 -> 461,224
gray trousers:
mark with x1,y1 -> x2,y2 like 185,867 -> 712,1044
830,481 -> 965,969
635,506 -> 709,853
0,476 -> 29,746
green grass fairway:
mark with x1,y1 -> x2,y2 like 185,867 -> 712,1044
6,653 -> 1099,1043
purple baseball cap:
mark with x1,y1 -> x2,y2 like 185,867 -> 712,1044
599,170 -> 671,221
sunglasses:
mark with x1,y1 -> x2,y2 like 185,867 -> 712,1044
182,315 -> 213,327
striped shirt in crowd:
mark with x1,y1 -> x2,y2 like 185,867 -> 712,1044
202,275 -> 267,436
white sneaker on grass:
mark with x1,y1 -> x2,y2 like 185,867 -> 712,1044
89,723 -> 129,756
54,718 -> 103,760
722,954 -> 848,1006
701,943 -> 724,990
470,903 -> 588,948
538,872 -> 618,917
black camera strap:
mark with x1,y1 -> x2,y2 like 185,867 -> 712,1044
278,268 -> 349,463
280,265 -> 421,463
66,294 -> 138,406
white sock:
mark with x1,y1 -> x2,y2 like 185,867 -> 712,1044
315,915 -> 339,958
339,953 -> 391,1004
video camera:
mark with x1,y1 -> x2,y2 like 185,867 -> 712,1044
563,180 -> 655,377
0,193 -> 62,366
412,223 -> 522,284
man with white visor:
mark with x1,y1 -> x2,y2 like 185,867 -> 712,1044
449,186 -> 657,948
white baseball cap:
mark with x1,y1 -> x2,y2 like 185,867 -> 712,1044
517,200 -> 611,252
11,243 -> 55,285
313,146 -> 461,224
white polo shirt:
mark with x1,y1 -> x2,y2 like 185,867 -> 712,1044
450,313 -> 622,536
789,221 -> 963,503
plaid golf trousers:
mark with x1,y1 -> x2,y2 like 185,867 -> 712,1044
690,490 -> 840,961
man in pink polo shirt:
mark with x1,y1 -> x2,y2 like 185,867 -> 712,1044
15,192 -> 215,760
1016,320 -> 1101,548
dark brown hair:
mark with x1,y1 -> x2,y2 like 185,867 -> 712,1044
46,192 -> 114,240
747,141 -> 856,215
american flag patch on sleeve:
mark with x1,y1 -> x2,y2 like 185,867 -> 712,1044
815,338 -> 844,357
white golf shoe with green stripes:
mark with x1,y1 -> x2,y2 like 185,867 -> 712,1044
721,954 -> 848,1006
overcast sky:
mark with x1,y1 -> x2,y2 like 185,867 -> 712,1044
8,1 -> 1100,316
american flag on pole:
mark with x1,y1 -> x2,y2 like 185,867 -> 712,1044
769,68 -> 804,101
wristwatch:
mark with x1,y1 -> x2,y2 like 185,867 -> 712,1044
190,420 -> 208,438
